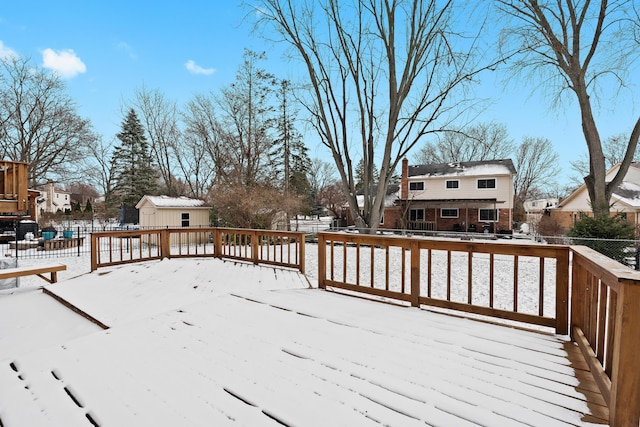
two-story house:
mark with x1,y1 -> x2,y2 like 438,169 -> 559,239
396,158 -> 516,233
36,180 -> 72,214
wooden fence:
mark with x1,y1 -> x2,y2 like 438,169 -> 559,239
318,232 -> 569,334
571,245 -> 640,427
317,231 -> 640,427
90,227 -> 305,273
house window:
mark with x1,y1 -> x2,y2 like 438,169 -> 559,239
477,178 -> 496,189
446,180 -> 459,189
409,208 -> 424,222
181,212 -> 190,227
380,214 -> 385,225
479,209 -> 498,222
441,208 -> 458,218
409,182 -> 424,191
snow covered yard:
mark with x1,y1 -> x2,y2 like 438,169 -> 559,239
0,245 -> 608,425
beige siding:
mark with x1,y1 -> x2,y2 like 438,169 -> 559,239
407,175 -> 514,208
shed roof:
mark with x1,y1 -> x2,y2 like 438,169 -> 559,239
136,195 -> 210,209
408,159 -> 516,178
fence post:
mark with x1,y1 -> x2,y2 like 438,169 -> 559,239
299,233 -> 305,274
77,226 -> 81,257
410,240 -> 420,307
251,230 -> 259,265
318,233 -> 326,289
213,228 -> 222,258
90,233 -> 98,271
555,247 -> 569,335
609,279 -> 640,427
160,229 -> 170,259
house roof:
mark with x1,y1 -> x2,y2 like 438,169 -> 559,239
557,162 -> 640,209
136,195 -> 210,209
408,159 -> 517,178
612,181 -> 640,208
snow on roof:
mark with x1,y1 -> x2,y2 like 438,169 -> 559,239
137,195 -> 209,209
409,159 -> 516,179
612,181 -> 640,208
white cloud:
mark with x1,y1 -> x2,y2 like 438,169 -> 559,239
0,41 -> 18,59
185,60 -> 215,76
41,48 -> 86,78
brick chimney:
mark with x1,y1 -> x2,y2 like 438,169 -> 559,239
401,158 -> 408,200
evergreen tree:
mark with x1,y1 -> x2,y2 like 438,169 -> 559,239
271,80 -> 311,197
111,109 -> 158,206
85,199 -> 93,212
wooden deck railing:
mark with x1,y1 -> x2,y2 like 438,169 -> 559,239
90,227 -> 305,273
571,245 -> 640,427
318,232 -> 569,334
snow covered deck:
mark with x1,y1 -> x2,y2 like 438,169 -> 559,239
0,258 -> 607,426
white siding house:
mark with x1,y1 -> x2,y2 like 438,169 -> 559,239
136,196 -> 210,229
397,158 -> 516,233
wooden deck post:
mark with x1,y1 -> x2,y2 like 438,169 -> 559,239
90,233 -> 98,272
160,229 -> 170,259
299,234 -> 305,274
555,247 -> 569,335
318,233 -> 326,289
251,230 -> 259,265
410,240 -> 420,307
609,279 -> 640,427
213,229 -> 222,258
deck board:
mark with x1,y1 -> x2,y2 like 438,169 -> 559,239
0,261 -> 608,426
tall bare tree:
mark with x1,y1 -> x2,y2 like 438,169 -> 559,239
498,0 -> 640,217
133,86 -> 180,196
0,56 -> 97,185
181,93 -> 225,198
414,121 -> 514,164
513,136 -> 560,219
252,0 -> 503,230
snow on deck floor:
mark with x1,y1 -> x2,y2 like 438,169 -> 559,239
0,259 -> 607,426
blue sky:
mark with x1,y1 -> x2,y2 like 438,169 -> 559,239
1,1 -> 639,187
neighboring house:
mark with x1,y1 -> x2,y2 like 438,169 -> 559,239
36,181 -> 72,214
524,197 -> 559,215
136,195 -> 211,229
345,184 -> 401,229
552,162 -> 640,229
396,158 -> 517,233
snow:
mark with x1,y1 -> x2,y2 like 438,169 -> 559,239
139,195 -> 208,208
411,163 -> 514,179
0,244 -> 605,426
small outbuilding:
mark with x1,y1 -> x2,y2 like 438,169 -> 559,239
136,195 -> 211,229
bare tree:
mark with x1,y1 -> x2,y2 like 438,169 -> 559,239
513,136 -> 560,220
569,132 -> 640,186
498,0 -> 640,217
181,93 -> 224,198
308,158 -> 337,198
252,0 -> 503,230
0,56 -> 98,185
133,86 -> 180,196
414,121 -> 514,164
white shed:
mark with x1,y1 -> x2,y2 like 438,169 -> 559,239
136,196 -> 210,229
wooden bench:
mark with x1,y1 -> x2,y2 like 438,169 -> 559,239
0,264 -> 67,284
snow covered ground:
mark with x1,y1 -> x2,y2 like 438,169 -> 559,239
0,243 -> 607,426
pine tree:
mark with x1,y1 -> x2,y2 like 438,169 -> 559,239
272,80 -> 311,196
111,109 -> 158,206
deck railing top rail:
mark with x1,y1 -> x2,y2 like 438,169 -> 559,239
90,227 -> 306,273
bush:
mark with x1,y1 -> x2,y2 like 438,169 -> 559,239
568,214 -> 636,263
